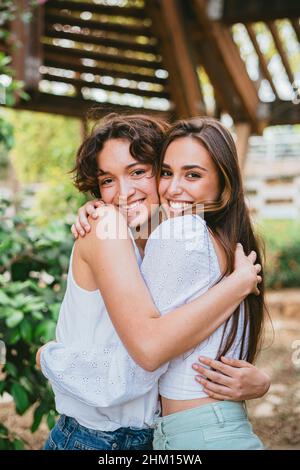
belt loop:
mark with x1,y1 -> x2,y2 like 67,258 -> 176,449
212,404 -> 225,427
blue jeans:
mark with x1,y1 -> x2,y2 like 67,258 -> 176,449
44,415 -> 154,450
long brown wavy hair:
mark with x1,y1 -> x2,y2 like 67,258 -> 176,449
160,117 -> 267,364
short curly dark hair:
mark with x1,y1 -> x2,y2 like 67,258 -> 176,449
72,113 -> 169,198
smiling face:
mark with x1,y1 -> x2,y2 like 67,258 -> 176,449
159,136 -> 221,216
97,138 -> 159,228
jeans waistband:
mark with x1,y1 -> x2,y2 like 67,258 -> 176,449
154,401 -> 248,435
57,415 -> 153,437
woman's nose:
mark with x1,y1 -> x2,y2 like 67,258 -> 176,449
118,181 -> 136,201
168,178 -> 183,196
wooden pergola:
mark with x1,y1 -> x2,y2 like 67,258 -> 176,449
1,0 -> 300,164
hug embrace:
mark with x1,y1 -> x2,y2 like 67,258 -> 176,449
36,113 -> 270,450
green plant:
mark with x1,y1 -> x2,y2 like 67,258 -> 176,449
0,197 -> 73,448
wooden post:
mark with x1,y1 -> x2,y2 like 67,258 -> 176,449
10,0 -> 43,97
235,122 -> 251,172
145,0 -> 205,119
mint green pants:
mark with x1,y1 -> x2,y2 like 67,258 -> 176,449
153,401 -> 264,450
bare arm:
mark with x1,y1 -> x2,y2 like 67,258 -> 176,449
79,206 -> 260,372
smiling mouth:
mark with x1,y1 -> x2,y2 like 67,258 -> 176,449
118,198 -> 146,213
167,200 -> 194,211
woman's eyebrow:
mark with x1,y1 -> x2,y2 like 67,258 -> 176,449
182,165 -> 207,172
162,163 -> 207,172
99,162 -> 146,176
98,169 -> 111,176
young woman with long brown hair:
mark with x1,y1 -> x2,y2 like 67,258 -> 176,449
38,114 -> 267,450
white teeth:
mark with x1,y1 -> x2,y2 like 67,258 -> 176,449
169,201 -> 192,210
120,200 -> 144,211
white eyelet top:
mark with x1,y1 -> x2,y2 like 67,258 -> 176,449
40,230 -> 168,432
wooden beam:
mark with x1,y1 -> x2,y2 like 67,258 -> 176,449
44,28 -> 158,54
44,56 -> 167,85
10,0 -> 43,93
45,1 -> 146,20
193,0 -> 262,132
145,0 -> 205,118
268,99 -> 300,125
291,19 -> 300,43
245,23 -> 278,98
43,43 -> 161,70
11,92 -> 170,119
235,122 -> 251,171
46,13 -> 153,37
267,20 -> 295,86
219,0 -> 300,24
41,73 -> 170,99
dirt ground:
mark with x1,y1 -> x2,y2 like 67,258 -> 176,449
0,311 -> 299,450
247,315 -> 300,450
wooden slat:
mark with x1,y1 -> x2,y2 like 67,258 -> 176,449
12,92 -> 170,119
245,23 -> 278,98
46,13 -> 153,37
43,43 -> 161,70
44,28 -> 158,54
41,73 -> 170,99
220,0 -> 300,24
145,0 -> 205,118
45,1 -> 146,19
193,0 -> 261,132
44,56 -> 167,85
267,20 -> 295,86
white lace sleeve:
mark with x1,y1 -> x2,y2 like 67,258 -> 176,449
141,215 -> 212,315
40,341 -> 167,408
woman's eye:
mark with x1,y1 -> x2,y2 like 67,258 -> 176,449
100,178 -> 113,186
160,170 -> 172,177
186,172 -> 201,179
132,169 -> 146,176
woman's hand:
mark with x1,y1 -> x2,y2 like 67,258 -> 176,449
233,244 -> 262,296
192,356 -> 270,401
71,199 -> 104,239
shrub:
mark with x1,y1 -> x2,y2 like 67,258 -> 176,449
0,197 -> 73,448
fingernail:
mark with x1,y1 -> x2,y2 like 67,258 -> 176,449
199,356 -> 206,362
196,376 -> 205,383
192,364 -> 199,370
85,225 -> 90,231
92,213 -> 98,218
80,231 -> 84,236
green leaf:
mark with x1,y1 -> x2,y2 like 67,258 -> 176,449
31,405 -> 44,433
4,362 -> 18,378
34,320 -> 56,343
20,318 -> 32,342
11,383 -> 29,415
0,290 -> 11,305
6,329 -> 21,344
13,439 -> 25,450
6,310 -> 24,328
47,410 -> 56,430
